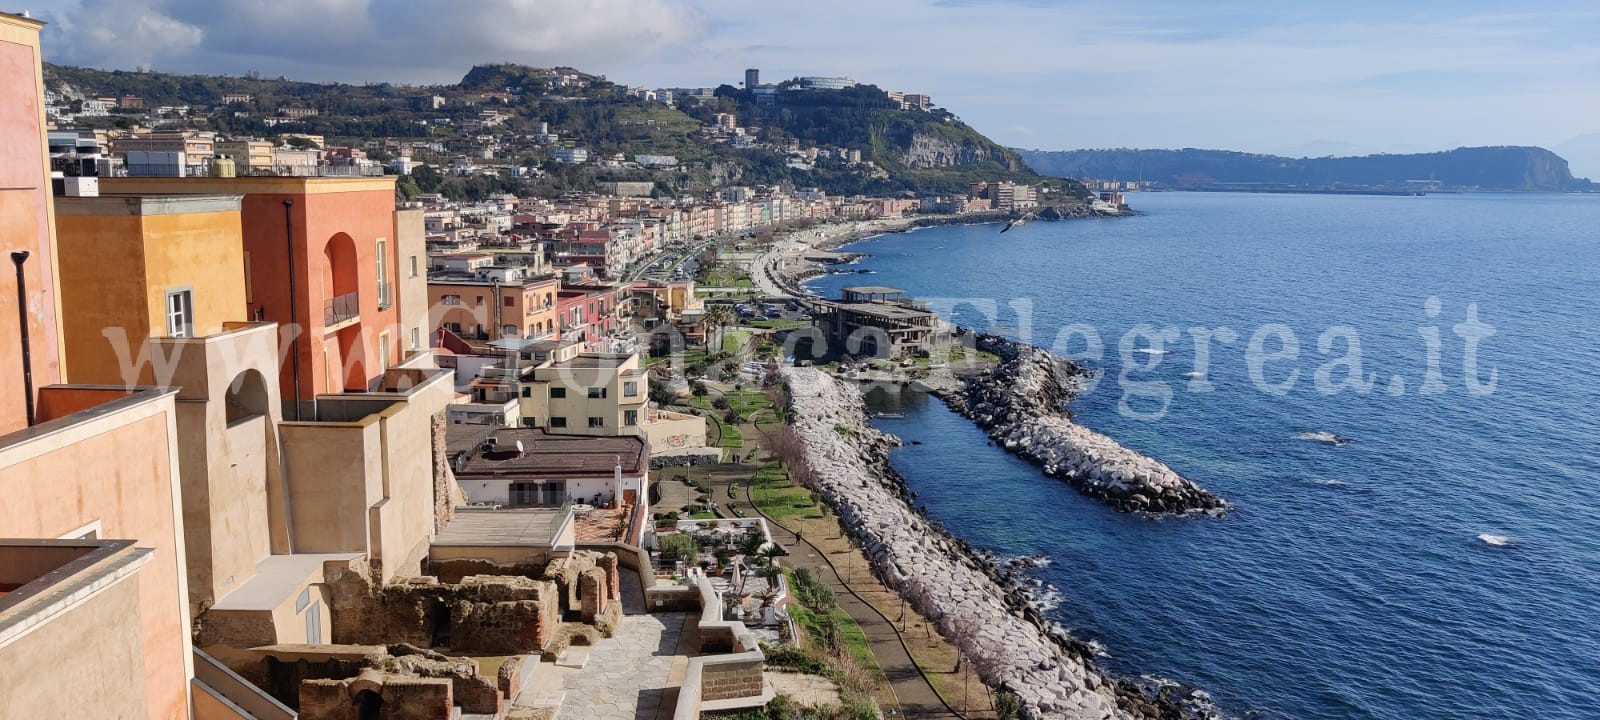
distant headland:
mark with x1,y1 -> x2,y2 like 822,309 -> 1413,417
1015,146 -> 1595,193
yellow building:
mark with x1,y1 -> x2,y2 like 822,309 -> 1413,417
54,194 -> 248,386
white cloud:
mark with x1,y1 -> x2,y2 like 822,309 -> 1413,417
37,0 -> 705,82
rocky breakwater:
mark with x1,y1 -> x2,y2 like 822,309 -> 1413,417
784,367 -> 1205,719
938,335 -> 1228,516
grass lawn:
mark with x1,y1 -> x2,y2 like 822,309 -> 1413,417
751,462 -> 821,523
748,319 -> 810,331
719,423 -> 743,448
721,330 -> 752,355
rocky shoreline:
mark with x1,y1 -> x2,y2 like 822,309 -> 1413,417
934,334 -> 1229,516
782,367 -> 1220,720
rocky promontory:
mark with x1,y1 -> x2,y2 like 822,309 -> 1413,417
936,335 -> 1228,516
782,367 -> 1218,720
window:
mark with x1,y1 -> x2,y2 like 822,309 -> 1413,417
624,410 -> 638,426
549,417 -> 567,428
521,387 -> 531,398
376,238 -> 391,309
379,331 -> 391,370
588,416 -> 605,428
409,255 -> 419,278
476,295 -> 485,306
165,289 -> 194,338
243,252 -> 253,303
550,386 -> 567,399
588,387 -> 606,399
442,294 -> 462,306
445,322 -> 462,333
411,327 -> 421,350
504,296 -> 515,307
623,381 -> 638,397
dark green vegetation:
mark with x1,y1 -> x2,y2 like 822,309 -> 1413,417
46,61 -> 1083,198
1017,146 -> 1594,191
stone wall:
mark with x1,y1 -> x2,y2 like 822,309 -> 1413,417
328,568 -> 559,654
298,673 -> 454,720
430,412 -> 456,532
699,657 -> 764,702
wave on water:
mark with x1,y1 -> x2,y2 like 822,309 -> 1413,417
1477,533 -> 1513,547
1135,348 -> 1167,356
1296,431 -> 1353,447
1315,479 -> 1348,487
1183,371 -> 1205,379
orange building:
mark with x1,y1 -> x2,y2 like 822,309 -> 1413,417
0,13 -> 194,720
99,175 -> 424,417
428,269 -> 560,341
0,11 -> 64,435
53,194 -> 250,386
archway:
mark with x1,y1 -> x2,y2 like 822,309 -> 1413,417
224,369 -> 270,424
352,689 -> 383,720
322,233 -> 360,327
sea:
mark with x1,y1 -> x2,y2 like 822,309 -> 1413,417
805,192 -> 1600,720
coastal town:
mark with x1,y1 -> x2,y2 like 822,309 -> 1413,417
0,9 -> 1180,720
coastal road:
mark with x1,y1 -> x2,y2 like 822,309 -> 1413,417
696,458 -> 966,720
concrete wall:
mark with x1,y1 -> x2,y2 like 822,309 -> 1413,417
0,388 -> 192,719
280,369 -> 452,580
0,15 -> 66,435
0,568 -> 150,718
144,323 -> 284,614
642,412 -> 709,453
280,420 -> 379,555
395,208 -> 429,352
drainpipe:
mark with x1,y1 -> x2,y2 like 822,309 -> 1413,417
278,202 -> 299,552
10,251 -> 35,427
492,279 -> 503,341
283,200 -> 303,421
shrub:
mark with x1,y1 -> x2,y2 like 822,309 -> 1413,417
659,534 -> 698,564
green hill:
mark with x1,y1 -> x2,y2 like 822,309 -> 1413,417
43,61 -> 1077,198
1016,146 -> 1592,191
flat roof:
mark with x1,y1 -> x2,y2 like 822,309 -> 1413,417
841,286 -> 906,295
453,428 -> 647,478
53,194 -> 243,216
433,509 -> 567,548
833,302 -> 935,320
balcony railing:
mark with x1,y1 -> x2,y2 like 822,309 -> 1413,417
325,291 -> 359,326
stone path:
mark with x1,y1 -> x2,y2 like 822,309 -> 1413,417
557,569 -> 688,720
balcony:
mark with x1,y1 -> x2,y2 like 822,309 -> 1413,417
324,290 -> 359,328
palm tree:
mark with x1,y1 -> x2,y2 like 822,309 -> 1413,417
704,304 -> 733,354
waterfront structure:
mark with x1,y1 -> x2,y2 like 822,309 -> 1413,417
814,286 -> 938,359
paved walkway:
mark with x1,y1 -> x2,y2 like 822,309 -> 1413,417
702,458 -> 964,720
558,570 -> 690,720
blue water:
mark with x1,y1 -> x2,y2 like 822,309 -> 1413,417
807,193 -> 1600,720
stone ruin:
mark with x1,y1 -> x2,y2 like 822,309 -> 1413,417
322,549 -> 626,657
328,567 -> 561,654
243,643 -> 527,719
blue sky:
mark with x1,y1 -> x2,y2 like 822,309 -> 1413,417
20,0 -> 1600,167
